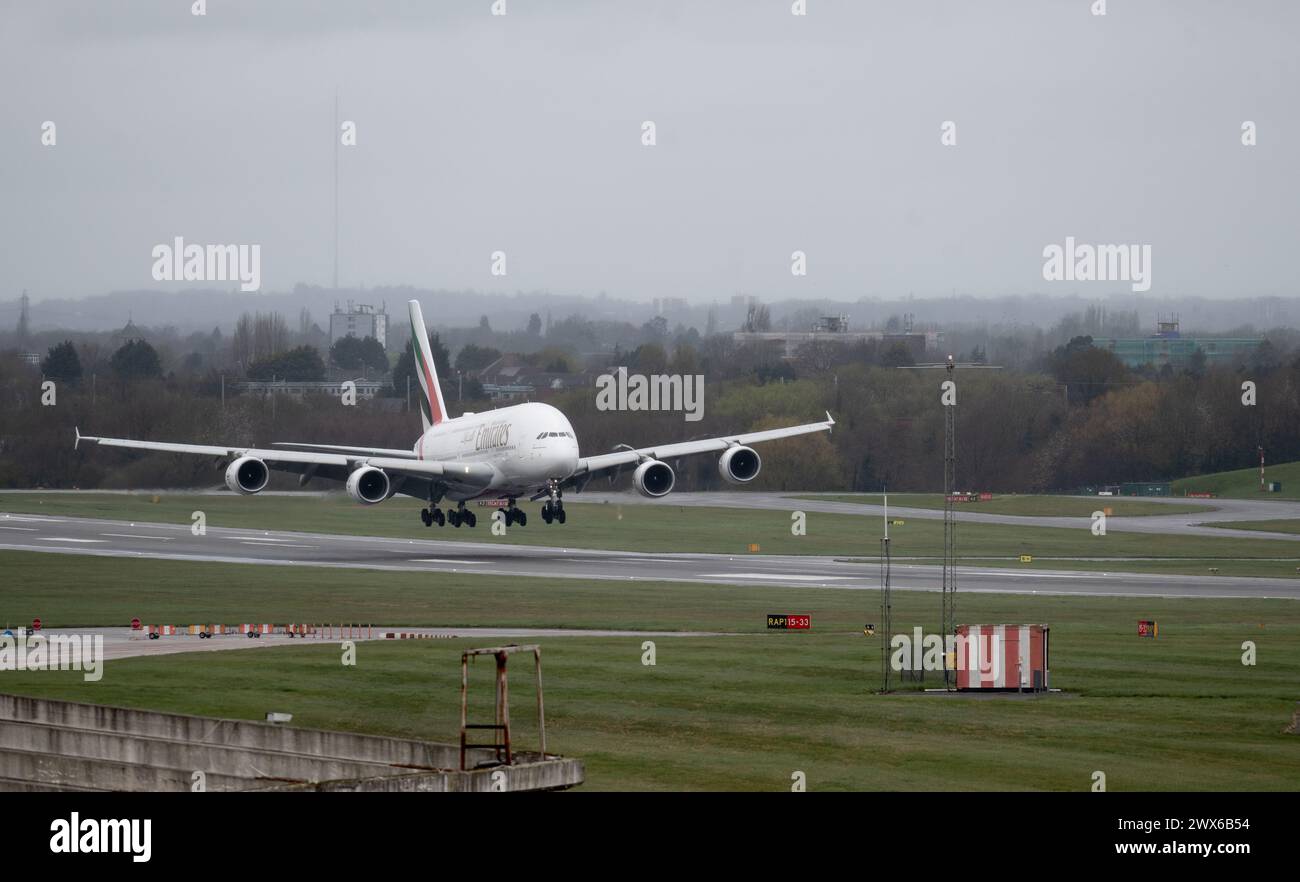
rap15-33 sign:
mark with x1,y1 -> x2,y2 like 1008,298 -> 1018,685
768,614 -> 810,630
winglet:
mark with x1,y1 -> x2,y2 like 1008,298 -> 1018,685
74,426 -> 81,450
825,410 -> 835,428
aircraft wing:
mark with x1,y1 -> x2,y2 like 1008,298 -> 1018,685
575,412 -> 835,475
75,429 -> 495,490
271,442 -> 419,459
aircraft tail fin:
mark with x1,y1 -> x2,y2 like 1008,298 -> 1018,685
407,300 -> 448,431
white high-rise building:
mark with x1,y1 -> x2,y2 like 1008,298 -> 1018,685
329,301 -> 388,348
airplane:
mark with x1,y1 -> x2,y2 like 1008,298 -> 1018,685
76,300 -> 835,529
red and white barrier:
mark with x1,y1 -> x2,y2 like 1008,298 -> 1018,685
955,624 -> 1049,691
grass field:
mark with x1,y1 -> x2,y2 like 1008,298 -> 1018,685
1174,460 -> 1300,500
3,492 -> 1299,578
795,493 -> 1216,517
1205,520 -> 1300,536
1,552 -> 1297,791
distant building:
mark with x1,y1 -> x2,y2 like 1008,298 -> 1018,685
1095,319 -> 1262,370
732,317 -> 941,360
111,318 -> 146,347
476,353 -> 591,402
329,301 -> 388,349
234,378 -> 385,400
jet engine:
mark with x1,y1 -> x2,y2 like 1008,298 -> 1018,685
718,445 -> 761,484
633,460 -> 675,498
346,466 -> 391,505
224,456 -> 269,495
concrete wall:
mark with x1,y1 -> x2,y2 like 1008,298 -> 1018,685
0,693 -> 583,792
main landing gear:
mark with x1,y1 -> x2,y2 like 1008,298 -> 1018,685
420,502 -> 475,528
419,507 -> 447,527
504,501 -> 527,527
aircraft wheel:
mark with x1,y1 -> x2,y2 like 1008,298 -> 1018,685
542,505 -> 553,524
450,511 -> 462,527
556,508 -> 567,524
466,511 -> 477,528
420,509 -> 433,527
517,512 -> 527,527
433,509 -> 445,526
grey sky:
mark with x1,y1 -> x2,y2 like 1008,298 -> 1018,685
2,0 -> 1297,303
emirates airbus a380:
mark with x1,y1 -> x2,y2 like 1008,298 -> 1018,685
77,300 -> 835,529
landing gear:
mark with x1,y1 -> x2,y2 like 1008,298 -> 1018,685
504,500 -> 527,527
420,507 -> 447,527
540,479 -> 567,524
448,503 -> 477,528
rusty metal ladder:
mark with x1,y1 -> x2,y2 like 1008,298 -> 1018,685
459,645 -> 546,771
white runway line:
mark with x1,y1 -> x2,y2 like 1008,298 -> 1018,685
697,573 -> 855,581
101,533 -> 172,541
240,541 -> 317,549
409,558 -> 486,565
0,525 -> 37,531
36,537 -> 105,543
2,515 -> 66,522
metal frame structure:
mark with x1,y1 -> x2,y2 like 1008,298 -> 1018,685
942,359 -> 957,689
459,644 -> 546,770
879,492 -> 893,693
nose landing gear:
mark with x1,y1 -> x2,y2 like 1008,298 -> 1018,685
541,480 -> 566,524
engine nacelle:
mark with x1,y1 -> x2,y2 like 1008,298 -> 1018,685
633,460 -> 675,498
346,466 -> 391,505
225,456 -> 269,495
718,445 -> 762,484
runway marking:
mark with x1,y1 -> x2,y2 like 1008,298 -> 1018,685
240,541 -> 318,549
410,558 -> 487,565
0,525 -> 37,531
3,515 -> 66,523
102,533 -> 172,541
613,557 -> 695,564
236,537 -> 301,543
697,573 -> 855,581
37,537 -> 105,543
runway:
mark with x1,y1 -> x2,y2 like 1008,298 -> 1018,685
4,510 -> 1300,600
574,492 -> 1300,542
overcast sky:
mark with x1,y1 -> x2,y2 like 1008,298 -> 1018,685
2,0 -> 1297,303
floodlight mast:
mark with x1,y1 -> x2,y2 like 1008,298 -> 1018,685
880,490 -> 892,693
942,358 -> 957,690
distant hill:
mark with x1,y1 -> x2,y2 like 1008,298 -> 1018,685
1173,461 -> 1300,500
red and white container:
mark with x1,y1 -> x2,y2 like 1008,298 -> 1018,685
955,624 -> 1049,691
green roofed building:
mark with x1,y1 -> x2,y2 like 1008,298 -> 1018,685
1095,319 -> 1262,370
